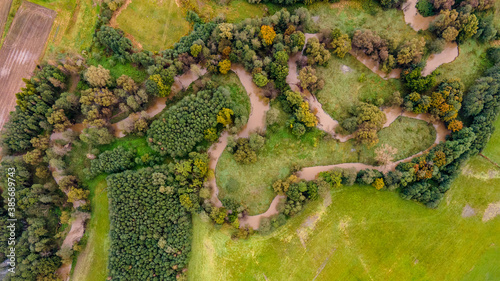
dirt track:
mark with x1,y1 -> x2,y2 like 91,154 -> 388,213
0,1 -> 56,131
0,0 -> 12,39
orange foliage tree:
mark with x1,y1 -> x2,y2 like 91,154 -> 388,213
447,119 -> 463,132
261,25 -> 276,45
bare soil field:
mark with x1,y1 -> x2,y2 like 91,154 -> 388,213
0,1 -> 55,131
0,0 -> 12,38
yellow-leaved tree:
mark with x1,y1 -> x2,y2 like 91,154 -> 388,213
217,108 -> 234,126
261,25 -> 276,45
218,59 -> 231,74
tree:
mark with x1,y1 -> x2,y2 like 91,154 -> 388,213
372,178 -> 385,190
298,66 -> 324,93
145,74 -> 172,97
253,73 -> 269,87
84,65 -> 112,87
190,44 -> 202,57
354,123 -> 379,147
354,102 -> 387,130
375,144 -> 398,165
219,60 -> 231,75
116,75 -> 138,93
23,149 -> 44,166
458,13 -> 478,42
217,23 -> 234,40
233,138 -> 258,164
89,146 -> 135,176
305,37 -> 331,66
447,119 -> 463,132
96,26 -> 132,57
442,26 -> 459,42
47,109 -> 71,132
79,127 -> 114,146
217,108 -> 234,126
330,28 -> 351,58
396,38 -> 426,65
295,102 -> 318,127
432,0 -> 454,10
261,25 -> 276,45
67,187 -> 89,203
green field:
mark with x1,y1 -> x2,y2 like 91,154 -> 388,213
116,0 -> 190,51
191,156 -> 500,280
216,107 -> 436,215
191,0 -> 268,23
71,176 -> 110,281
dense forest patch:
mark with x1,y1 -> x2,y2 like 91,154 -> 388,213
147,86 -> 233,157
107,166 -> 193,280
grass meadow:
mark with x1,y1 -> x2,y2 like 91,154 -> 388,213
309,0 -> 419,43
314,54 -> 403,120
191,0 -> 268,23
116,0 -> 191,51
71,176 -> 110,281
191,155 -> 500,281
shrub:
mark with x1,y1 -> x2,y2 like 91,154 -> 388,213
416,0 -> 435,17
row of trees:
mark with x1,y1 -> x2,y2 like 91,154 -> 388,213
1,65 -> 68,153
0,159 -> 67,280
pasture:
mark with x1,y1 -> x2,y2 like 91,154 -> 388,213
191,156 -> 500,281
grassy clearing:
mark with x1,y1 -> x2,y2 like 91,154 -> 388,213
191,0 -> 268,23
191,155 -> 500,281
373,116 -> 436,160
116,0 -> 190,51
64,141 -> 112,281
315,54 -> 403,119
87,56 -> 148,83
436,40 -> 494,88
71,176 -> 110,281
216,105 -> 435,215
309,0 -> 418,43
